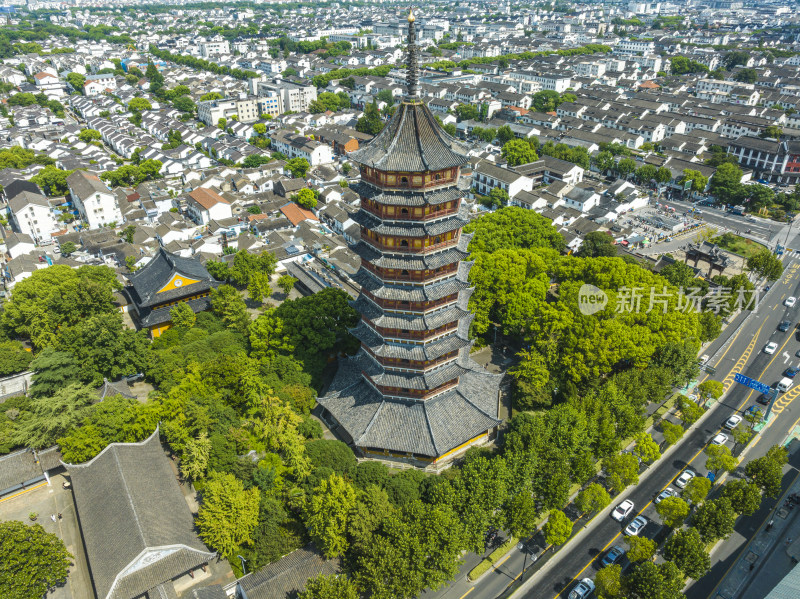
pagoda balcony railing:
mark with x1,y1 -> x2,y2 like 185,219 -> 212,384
362,261 -> 457,283
362,238 -> 460,254
360,202 -> 459,222
363,291 -> 458,312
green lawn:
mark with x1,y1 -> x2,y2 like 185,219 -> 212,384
710,233 -> 766,260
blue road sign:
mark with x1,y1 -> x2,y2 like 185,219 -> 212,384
734,373 -> 772,395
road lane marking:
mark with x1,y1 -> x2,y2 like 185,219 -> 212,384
459,588 -> 475,599
552,322 -> 792,598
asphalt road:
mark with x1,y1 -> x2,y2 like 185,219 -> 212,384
420,252 -> 800,599
657,197 -> 781,244
514,255 -> 800,599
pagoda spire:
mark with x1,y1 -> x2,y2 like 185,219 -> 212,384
406,7 -> 419,98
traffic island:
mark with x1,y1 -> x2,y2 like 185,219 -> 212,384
468,537 -> 518,582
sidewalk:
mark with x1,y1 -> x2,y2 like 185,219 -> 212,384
713,470 -> 800,599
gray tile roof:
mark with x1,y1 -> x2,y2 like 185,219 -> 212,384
67,170 -> 111,200
125,247 -> 218,310
0,447 -> 61,495
348,100 -> 470,172
237,546 -> 340,599
318,350 -> 501,458
65,429 -> 215,599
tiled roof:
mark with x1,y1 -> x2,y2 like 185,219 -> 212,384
188,187 -> 230,210
65,429 -> 215,599
348,99 -> 470,172
67,170 -> 111,200
279,202 -> 318,226
237,546 -> 340,599
125,247 -> 217,310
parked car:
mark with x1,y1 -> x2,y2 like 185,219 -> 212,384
612,499 -> 635,522
569,578 -> 596,599
624,516 -> 648,536
787,297 -> 797,308
765,342 -> 779,354
711,433 -> 729,445
601,545 -> 626,567
724,414 -> 743,429
655,487 -> 677,504
675,469 -> 696,488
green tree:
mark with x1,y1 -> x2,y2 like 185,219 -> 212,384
356,101 -> 384,134
616,158 -> 637,179
603,452 -> 640,494
661,420 -> 685,448
65,71 -> 86,92
501,138 -> 538,166
577,231 -> 617,258
0,341 -> 32,376
0,520 -> 72,599
635,164 -> 658,185
506,492 -> 538,538
663,527 -> 710,579
28,348 -> 80,398
575,482 -> 611,515
678,396 -> 704,426
296,187 -> 318,209
733,68 -> 758,84
683,476 -> 712,505
78,128 -> 101,142
692,497 -> 736,542
595,564 -> 623,599
496,125 -> 515,145
681,169 -> 708,194
59,241 -> 77,255
170,302 -> 196,330
625,535 -> 657,563
210,285 -> 251,333
464,206 -> 565,254
180,432 -> 211,481
592,150 -> 614,173
720,479 -> 762,516
656,496 -> 690,528
709,162 -> 743,202
454,103 -> 479,121
760,124 -> 783,139
543,509 -> 572,546
747,248 -> 784,281
705,445 -> 737,476
127,97 -> 152,112
286,157 -> 311,178
247,271 -> 272,304
486,186 -> 509,208
197,472 -> 260,558
532,90 -> 561,112
697,380 -> 723,401
278,274 -> 297,295
298,574 -> 359,599
745,445 -> 787,497
13,383 -> 95,449
731,423 -> 753,450
624,561 -> 684,599
305,474 -> 358,558
31,165 -> 75,196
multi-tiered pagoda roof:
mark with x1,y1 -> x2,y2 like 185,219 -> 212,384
317,9 -> 502,466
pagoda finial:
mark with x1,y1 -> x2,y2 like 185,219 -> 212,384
406,7 -> 419,98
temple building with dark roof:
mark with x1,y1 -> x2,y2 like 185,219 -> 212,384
63,428 -> 216,599
124,247 -> 219,337
317,10 -> 502,468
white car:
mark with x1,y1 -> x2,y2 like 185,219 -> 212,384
655,487 -> 677,504
765,342 -> 779,354
711,433 -> 729,445
569,578 -> 596,599
612,499 -> 635,521
725,414 -> 743,430
624,515 -> 648,536
787,297 -> 797,308
675,469 -> 696,488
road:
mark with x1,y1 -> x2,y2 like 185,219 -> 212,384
422,253 -> 800,599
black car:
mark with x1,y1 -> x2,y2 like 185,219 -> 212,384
779,320 -> 793,332
757,394 -> 771,405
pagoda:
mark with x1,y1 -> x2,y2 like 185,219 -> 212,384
317,9 -> 502,467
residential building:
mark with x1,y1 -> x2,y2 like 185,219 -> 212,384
66,170 -> 122,229
186,187 -> 233,225
7,190 -> 59,243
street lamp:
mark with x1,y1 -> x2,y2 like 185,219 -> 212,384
237,555 -> 247,576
